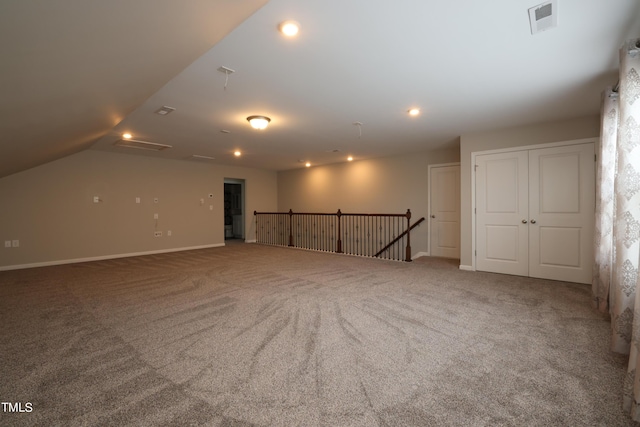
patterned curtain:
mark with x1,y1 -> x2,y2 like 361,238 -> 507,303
593,88 -> 618,313
611,38 -> 640,419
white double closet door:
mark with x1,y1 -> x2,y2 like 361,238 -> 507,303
475,142 -> 595,284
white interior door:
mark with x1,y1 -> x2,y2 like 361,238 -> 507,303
429,165 -> 460,258
475,151 -> 529,276
528,143 -> 595,283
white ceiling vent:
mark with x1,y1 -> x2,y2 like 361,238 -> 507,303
114,139 -> 172,151
529,0 -> 557,35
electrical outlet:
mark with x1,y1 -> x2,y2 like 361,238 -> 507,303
154,231 -> 162,237
4,240 -> 11,248
12,240 -> 19,248
136,197 -> 140,204
209,205 -> 213,211
154,213 -> 159,219
167,230 -> 172,237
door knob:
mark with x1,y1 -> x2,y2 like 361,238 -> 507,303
522,219 -> 528,224
431,215 -> 435,218
530,219 -> 536,224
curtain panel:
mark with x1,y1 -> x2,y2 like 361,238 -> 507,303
609,38 -> 640,420
593,88 -> 618,313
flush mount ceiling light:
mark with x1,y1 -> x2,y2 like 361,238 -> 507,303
408,108 -> 420,116
247,115 -> 271,130
122,133 -> 132,139
234,150 -> 242,157
347,156 -> 354,162
278,20 -> 300,37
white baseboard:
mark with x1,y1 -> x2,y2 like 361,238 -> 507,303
412,252 -> 429,260
0,243 -> 225,272
244,239 -> 257,243
459,264 -> 474,271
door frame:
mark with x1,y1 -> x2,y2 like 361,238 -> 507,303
470,137 -> 597,271
223,178 -> 245,240
427,162 -> 460,258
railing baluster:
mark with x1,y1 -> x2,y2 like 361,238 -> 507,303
254,209 -> 421,262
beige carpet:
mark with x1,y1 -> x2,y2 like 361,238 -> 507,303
0,243 -> 635,426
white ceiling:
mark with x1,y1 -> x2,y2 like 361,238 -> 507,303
3,1 -> 640,178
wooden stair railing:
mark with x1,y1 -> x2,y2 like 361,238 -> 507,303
254,209 -> 420,262
374,217 -> 425,258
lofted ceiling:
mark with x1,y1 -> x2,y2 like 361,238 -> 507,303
2,1 -> 640,178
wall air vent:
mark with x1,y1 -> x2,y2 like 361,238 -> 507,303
155,106 -> 175,116
528,0 -> 557,35
191,154 -> 216,160
114,139 -> 172,151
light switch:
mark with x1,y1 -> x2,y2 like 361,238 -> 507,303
154,213 -> 159,219
12,240 -> 19,248
4,241 -> 11,248
136,197 -> 141,204
209,205 -> 213,211
93,196 -> 100,203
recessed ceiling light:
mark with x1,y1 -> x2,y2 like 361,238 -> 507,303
347,156 -> 353,162
122,133 -> 132,139
305,162 -> 311,167
278,20 -> 300,37
247,115 -> 271,130
408,108 -> 420,116
234,150 -> 242,157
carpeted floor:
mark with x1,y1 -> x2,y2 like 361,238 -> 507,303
0,243 -> 636,426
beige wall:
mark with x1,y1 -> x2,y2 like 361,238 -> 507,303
0,150 -> 277,269
277,147 -> 460,256
459,115 -> 600,268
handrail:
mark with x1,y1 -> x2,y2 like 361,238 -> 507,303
254,209 -> 417,261
374,217 -> 425,258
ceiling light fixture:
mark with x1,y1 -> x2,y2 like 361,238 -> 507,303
408,108 -> 420,116
247,115 -> 271,130
305,162 -> 311,167
278,20 -> 300,37
234,150 -> 242,157
347,156 -> 353,162
122,133 -> 132,139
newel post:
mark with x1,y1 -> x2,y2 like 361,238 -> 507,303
336,209 -> 343,253
288,209 -> 294,247
254,211 -> 258,242
405,209 -> 412,262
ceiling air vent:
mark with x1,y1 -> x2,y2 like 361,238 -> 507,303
528,0 -> 557,34
114,139 -> 172,151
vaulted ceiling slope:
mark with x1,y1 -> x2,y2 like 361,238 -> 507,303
2,1 -> 640,178
0,0 -> 268,179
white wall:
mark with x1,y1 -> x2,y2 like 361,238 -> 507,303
0,150 -> 277,269
459,115 -> 600,269
277,147 -> 460,257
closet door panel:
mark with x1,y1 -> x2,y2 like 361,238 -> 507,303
528,143 -> 595,284
476,151 -> 529,276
